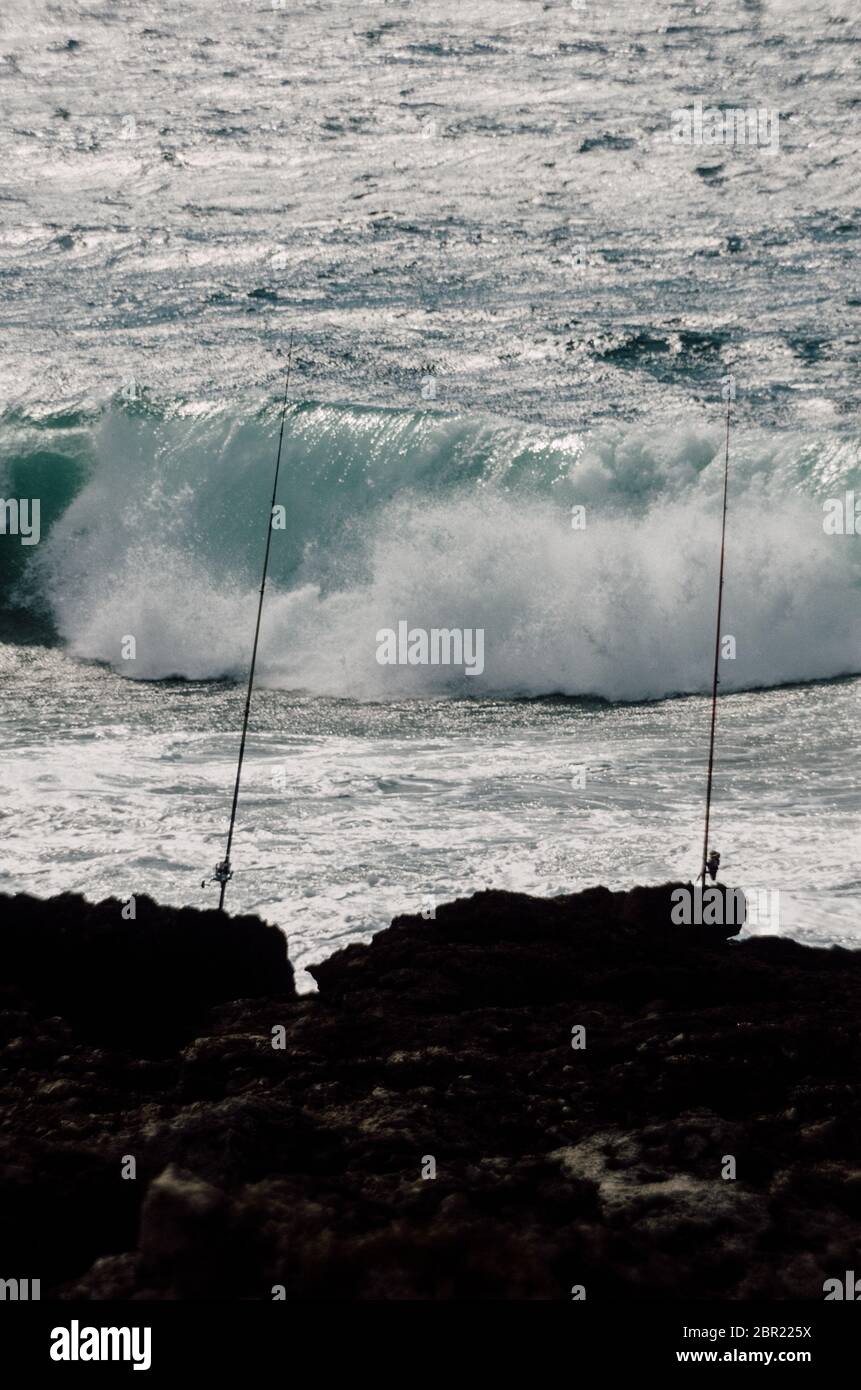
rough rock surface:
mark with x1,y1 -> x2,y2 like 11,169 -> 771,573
0,884 -> 858,1300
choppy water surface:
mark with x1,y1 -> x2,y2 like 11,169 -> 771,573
2,644 -> 858,985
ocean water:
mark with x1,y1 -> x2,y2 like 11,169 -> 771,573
1,0 -> 859,984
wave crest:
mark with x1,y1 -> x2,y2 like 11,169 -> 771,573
5,401 -> 860,699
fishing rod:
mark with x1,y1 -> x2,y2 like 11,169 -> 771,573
700,376 -> 733,887
203,333 -> 295,911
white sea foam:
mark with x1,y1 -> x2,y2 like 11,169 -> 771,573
31,405 -> 861,700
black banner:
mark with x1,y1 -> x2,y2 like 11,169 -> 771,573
0,1300 -> 855,1376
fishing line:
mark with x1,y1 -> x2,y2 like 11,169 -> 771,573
700,381 -> 732,885
203,333 -> 295,910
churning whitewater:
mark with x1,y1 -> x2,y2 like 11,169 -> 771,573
7,402 -> 861,700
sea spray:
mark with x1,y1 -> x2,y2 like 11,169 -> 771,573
5,401 -> 859,700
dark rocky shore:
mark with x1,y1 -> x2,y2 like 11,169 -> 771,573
1,884 -> 858,1300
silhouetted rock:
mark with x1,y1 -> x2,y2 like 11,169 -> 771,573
0,883 -> 858,1300
0,891 -> 295,1045
311,884 -> 742,1009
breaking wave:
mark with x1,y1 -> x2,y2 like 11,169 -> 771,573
2,399 -> 860,701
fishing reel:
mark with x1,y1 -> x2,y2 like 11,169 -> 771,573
201,858 -> 233,890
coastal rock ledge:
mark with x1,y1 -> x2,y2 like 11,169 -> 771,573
1,884 -> 858,1300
